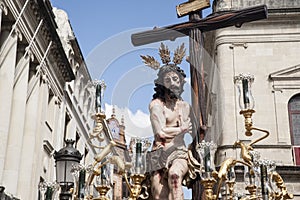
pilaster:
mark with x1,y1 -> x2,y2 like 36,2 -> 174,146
17,72 -> 40,199
17,66 -> 49,199
0,31 -> 18,183
2,52 -> 30,194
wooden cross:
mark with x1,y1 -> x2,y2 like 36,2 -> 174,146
131,1 -> 267,198
131,2 -> 267,138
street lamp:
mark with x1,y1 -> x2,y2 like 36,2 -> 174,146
54,139 -> 82,200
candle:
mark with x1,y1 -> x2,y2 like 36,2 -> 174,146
248,166 -> 253,185
260,164 -> 268,200
95,84 -> 102,113
101,164 -> 107,185
135,140 -> 142,174
227,166 -> 235,181
242,79 -> 250,109
45,186 -> 53,200
248,154 -> 254,185
204,146 -> 211,172
77,169 -> 86,198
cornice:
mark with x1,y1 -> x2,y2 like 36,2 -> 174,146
0,0 -> 8,15
34,0 -> 75,82
2,0 -> 75,102
213,0 -> 300,13
6,0 -> 75,84
215,32 -> 300,49
269,64 -> 300,81
269,64 -> 300,90
217,144 -> 292,152
213,11 -> 300,48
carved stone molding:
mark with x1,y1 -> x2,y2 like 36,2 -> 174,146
29,0 -> 41,22
36,64 -> 48,83
24,46 -> 35,62
215,33 -> 300,49
29,0 -> 75,82
269,64 -> 300,90
0,0 -> 8,15
11,25 -> 23,41
43,140 -> 54,156
213,0 -> 300,12
269,64 -> 300,81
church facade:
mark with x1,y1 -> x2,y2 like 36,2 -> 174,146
204,0 -> 300,198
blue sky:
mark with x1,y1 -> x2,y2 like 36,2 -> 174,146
50,1 -> 211,57
50,0 -> 212,113
50,1 -> 212,135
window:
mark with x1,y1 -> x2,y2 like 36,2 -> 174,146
84,147 -> 89,164
47,90 -> 55,130
75,132 -> 80,149
294,148 -> 300,166
288,94 -> 300,165
64,112 -> 71,141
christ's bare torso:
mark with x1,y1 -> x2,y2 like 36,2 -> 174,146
150,98 -> 190,149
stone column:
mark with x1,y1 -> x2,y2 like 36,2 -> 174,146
17,67 -> 49,199
54,92 -> 66,151
0,30 -> 19,182
53,96 -> 63,147
3,46 -> 30,194
2,48 -> 31,194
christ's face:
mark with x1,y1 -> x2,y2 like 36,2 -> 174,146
163,71 -> 181,95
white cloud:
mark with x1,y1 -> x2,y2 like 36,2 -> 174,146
104,103 -> 153,145
127,109 -> 150,128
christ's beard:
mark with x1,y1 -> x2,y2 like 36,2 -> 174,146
166,86 -> 182,99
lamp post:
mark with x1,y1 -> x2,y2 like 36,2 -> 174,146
125,137 -> 150,200
54,139 -> 82,200
234,73 -> 255,136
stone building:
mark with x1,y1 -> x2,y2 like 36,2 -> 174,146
0,0 -> 99,199
0,1 -> 132,199
203,0 -> 300,198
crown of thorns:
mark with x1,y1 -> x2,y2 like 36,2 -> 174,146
140,43 -> 186,70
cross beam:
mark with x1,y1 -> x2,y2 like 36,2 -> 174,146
176,0 -> 210,17
131,5 -> 267,46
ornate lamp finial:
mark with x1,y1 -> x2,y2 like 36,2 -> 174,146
93,79 -> 106,113
111,106 -> 116,118
121,115 -> 124,126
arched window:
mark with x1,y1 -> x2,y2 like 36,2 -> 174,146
288,94 -> 300,165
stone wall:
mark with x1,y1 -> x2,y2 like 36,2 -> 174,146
213,0 -> 300,12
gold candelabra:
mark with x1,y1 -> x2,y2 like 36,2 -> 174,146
188,73 -> 294,200
124,174 -> 146,200
70,80 -> 150,200
191,109 -> 294,200
118,137 -> 150,200
93,185 -> 110,200
70,75 -> 294,200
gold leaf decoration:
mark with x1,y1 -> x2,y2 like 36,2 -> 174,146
173,43 -> 186,65
140,55 -> 161,70
159,43 -> 171,64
